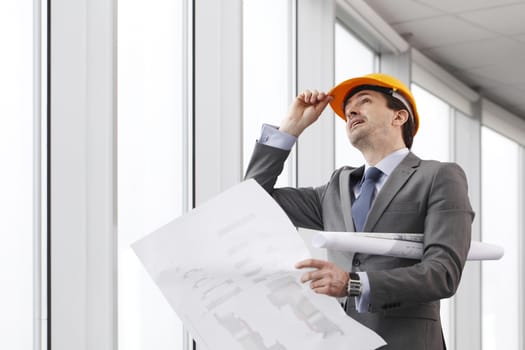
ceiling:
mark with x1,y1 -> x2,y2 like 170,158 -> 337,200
364,0 -> 525,120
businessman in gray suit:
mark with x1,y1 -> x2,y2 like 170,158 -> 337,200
245,73 -> 473,349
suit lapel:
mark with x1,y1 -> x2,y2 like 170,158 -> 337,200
339,166 -> 364,232
363,153 -> 421,232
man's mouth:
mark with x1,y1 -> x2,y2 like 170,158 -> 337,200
350,118 -> 365,130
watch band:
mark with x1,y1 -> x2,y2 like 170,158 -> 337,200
347,272 -> 362,297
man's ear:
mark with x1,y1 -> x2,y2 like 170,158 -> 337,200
392,109 -> 409,127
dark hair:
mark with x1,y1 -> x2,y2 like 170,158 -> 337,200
382,93 -> 415,149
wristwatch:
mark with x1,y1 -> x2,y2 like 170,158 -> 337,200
347,272 -> 362,297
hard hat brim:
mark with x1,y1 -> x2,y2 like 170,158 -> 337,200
329,76 -> 399,121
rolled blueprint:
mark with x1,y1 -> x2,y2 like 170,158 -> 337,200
311,231 -> 504,261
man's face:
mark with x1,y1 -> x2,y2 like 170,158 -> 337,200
343,90 -> 396,148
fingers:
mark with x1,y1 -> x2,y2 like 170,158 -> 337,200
295,258 -> 328,270
298,89 -> 332,104
302,269 -> 347,296
295,259 -> 329,284
309,280 -> 329,294
282,90 -> 332,137
309,280 -> 345,295
299,269 -> 323,283
295,259 -> 349,297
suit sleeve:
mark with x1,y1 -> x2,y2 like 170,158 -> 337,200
366,162 -> 474,312
244,142 -> 326,230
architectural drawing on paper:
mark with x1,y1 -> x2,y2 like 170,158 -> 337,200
215,312 -> 287,350
265,276 -> 344,339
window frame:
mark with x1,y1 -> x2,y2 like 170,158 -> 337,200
50,0 -> 117,348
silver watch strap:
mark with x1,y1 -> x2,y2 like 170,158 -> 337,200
347,272 -> 362,297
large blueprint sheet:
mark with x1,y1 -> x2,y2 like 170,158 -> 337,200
132,180 -> 385,350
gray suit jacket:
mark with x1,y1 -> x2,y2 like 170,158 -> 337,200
245,143 -> 474,350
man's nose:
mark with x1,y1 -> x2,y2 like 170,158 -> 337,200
346,109 -> 358,120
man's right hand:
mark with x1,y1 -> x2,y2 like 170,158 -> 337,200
279,90 -> 333,137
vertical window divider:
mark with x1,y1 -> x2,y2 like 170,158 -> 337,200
51,0 -> 117,347
290,0 -> 298,188
518,144 -> 525,349
296,0 -> 335,188
182,0 -> 193,215
183,1 -> 194,349
33,0 -> 43,349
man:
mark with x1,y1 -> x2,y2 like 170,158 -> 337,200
245,73 -> 473,349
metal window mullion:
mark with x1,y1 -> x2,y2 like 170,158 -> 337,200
183,0 -> 194,349
296,0 -> 335,188
33,0 -> 43,349
453,107 -> 482,350
518,145 -> 525,349
51,0 -> 116,348
290,0 -> 298,188
192,0 -> 243,348
193,0 -> 243,204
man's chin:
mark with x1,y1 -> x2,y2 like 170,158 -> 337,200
348,130 -> 374,151
347,129 -> 363,145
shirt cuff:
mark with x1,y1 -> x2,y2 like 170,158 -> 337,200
257,124 -> 297,151
355,272 -> 370,313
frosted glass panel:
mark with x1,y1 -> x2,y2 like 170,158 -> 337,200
410,83 -> 454,344
334,22 -> 375,168
410,84 -> 450,162
0,1 -> 35,349
118,0 -> 184,349
243,0 -> 292,186
481,127 -> 519,350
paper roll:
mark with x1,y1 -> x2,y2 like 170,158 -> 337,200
312,231 -> 504,261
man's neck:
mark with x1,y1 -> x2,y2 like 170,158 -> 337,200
360,142 -> 407,166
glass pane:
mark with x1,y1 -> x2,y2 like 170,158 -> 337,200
410,84 -> 450,162
481,127 -> 519,350
410,83 -> 453,343
243,0 -> 292,186
334,22 -> 375,168
118,0 -> 185,349
0,1 -> 35,348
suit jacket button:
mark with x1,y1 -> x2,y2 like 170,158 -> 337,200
352,258 -> 360,267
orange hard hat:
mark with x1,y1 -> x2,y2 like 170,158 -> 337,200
329,73 -> 420,135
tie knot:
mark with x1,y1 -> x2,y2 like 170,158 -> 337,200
364,167 -> 382,183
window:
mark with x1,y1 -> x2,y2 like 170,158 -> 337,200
411,83 -> 454,343
334,22 -> 377,168
410,84 -> 451,162
0,1 -> 46,348
118,0 -> 187,348
481,127 -> 520,350
243,0 -> 294,186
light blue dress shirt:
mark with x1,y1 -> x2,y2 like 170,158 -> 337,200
350,147 -> 409,312
257,124 -> 410,313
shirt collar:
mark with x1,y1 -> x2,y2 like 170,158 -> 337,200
364,148 -> 409,177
